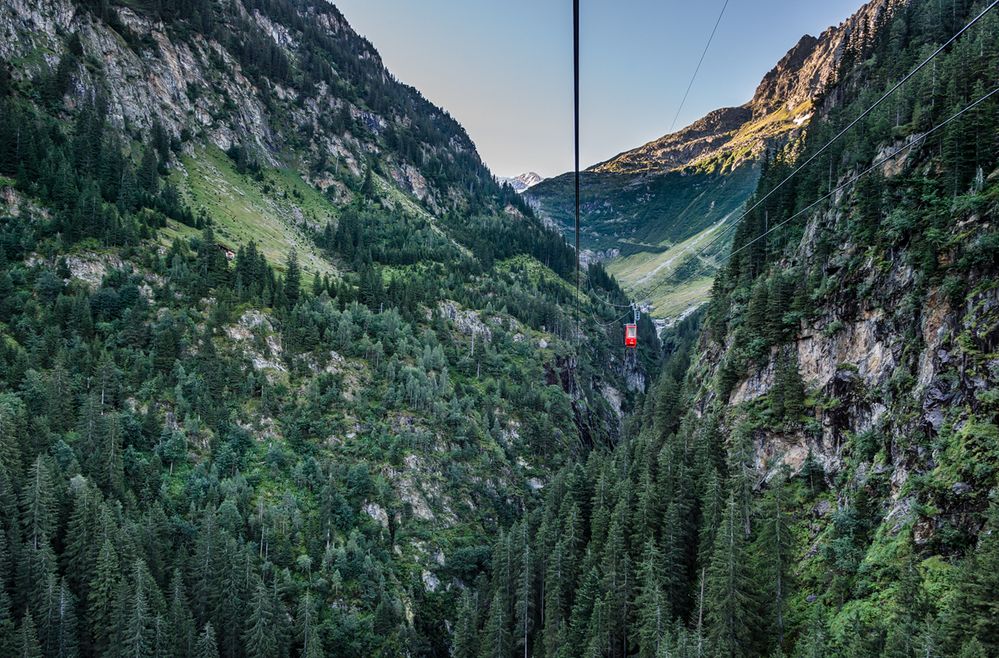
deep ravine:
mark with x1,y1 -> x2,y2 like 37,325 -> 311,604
461,1 -> 999,656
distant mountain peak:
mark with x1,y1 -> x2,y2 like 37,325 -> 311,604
500,172 -> 544,193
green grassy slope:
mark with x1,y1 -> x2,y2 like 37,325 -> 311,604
171,147 -> 339,281
528,163 -> 758,316
605,215 -> 732,316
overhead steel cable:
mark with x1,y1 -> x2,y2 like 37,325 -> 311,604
594,293 -> 635,311
599,307 -> 639,328
573,0 -> 582,345
669,0 -> 730,133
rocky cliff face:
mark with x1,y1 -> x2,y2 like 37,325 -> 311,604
696,166 -> 999,543
0,0 -> 491,213
590,106 -> 751,174
750,0 -> 904,118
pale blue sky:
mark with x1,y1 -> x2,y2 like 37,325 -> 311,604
335,0 -> 862,178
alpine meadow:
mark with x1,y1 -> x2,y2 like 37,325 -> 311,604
0,1 -> 998,657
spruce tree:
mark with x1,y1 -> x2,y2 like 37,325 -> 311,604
152,613 -> 170,658
793,608 -> 827,658
635,540 -> 668,658
302,625 -> 324,658
752,469 -> 793,653
800,449 -> 824,495
514,522 -> 534,658
942,504 -> 999,653
0,394 -> 25,477
765,275 -> 794,345
660,498 -> 688,615
244,581 -> 278,658
192,510 -> 221,626
52,577 -> 79,658
583,594 -> 611,658
295,590 -> 318,657
285,249 -> 301,309
19,456 -> 56,551
773,350 -> 805,421
360,162 -> 374,198
745,278 -> 769,348
635,463 -> 662,545
542,508 -> 583,655
480,589 -> 511,658
63,483 -> 100,604
102,413 -> 125,493
87,540 -> 119,657
957,638 -> 987,658
17,538 -> 56,626
705,494 -> 758,657
0,588 -> 13,656
167,568 -> 196,658
697,466 -> 724,571
453,591 -> 479,658
123,561 -> 154,658
216,540 -> 254,657
601,495 -> 632,656
38,572 -> 58,657
138,147 -> 159,194
883,547 -> 925,658
541,533 -> 572,658
728,425 -> 755,538
77,393 -> 107,468
0,526 -> 11,592
195,623 -> 220,658
15,612 -> 42,658
567,566 -> 601,653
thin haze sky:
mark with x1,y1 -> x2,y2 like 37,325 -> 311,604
335,0 -> 862,179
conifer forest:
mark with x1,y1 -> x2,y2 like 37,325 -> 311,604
0,0 -> 997,656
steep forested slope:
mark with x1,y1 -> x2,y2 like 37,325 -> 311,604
0,1 -> 661,656
466,1 -> 999,656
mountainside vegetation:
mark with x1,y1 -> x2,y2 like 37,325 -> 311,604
0,1 -> 661,656
465,0 -> 999,656
2,0 -> 998,657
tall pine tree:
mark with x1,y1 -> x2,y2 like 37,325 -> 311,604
705,494 -> 759,657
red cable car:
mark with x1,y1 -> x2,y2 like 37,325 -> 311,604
624,323 -> 638,348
